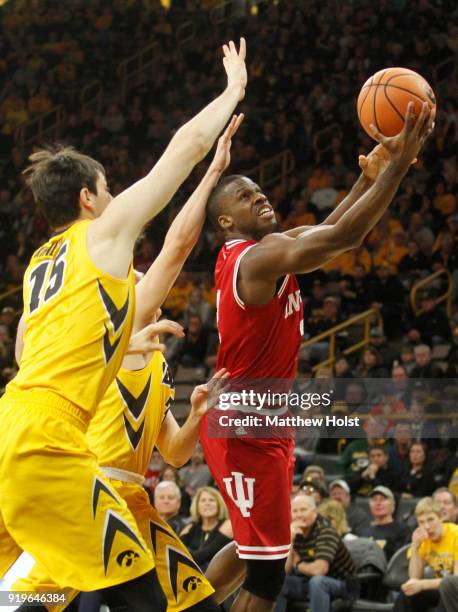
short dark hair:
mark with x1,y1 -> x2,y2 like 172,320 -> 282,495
23,145 -> 105,229
369,444 -> 388,455
206,174 -> 243,229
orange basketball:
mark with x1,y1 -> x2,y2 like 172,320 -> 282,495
357,67 -> 436,138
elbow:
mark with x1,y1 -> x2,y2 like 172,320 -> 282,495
163,453 -> 188,469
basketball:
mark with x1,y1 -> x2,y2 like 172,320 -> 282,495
357,67 -> 436,138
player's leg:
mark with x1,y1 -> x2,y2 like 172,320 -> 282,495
122,481 -> 216,612
205,541 -> 247,603
0,511 -> 22,578
13,562 -> 78,612
231,559 -> 286,612
0,399 -> 154,593
200,431 -> 294,612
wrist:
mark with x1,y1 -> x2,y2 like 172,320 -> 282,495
225,82 -> 244,101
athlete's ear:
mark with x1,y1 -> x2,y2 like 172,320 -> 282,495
79,186 -> 96,216
218,214 -> 233,231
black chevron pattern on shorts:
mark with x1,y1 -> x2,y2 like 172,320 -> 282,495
149,520 -> 174,554
167,547 -> 202,600
92,477 -> 120,518
102,511 -> 146,573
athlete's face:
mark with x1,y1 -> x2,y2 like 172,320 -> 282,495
197,491 -> 219,520
219,177 -> 277,240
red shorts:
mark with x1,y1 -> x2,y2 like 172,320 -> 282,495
201,418 -> 294,560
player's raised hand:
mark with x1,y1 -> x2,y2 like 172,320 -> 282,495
126,319 -> 184,355
359,143 -> 418,180
222,38 -> 247,101
369,101 -> 435,167
209,114 -> 244,176
190,368 -> 230,417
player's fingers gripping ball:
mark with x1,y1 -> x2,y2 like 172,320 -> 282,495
357,67 -> 436,138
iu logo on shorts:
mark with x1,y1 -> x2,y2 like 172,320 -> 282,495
223,472 -> 255,517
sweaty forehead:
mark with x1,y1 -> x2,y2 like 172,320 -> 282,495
227,176 -> 259,195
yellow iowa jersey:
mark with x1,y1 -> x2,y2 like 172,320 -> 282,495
9,220 -> 135,417
87,351 -> 175,474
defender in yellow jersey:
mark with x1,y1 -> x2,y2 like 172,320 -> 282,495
13,117 -> 241,611
0,39 -> 247,608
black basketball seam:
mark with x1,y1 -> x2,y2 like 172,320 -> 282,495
383,83 -> 406,124
373,72 -> 385,133
360,83 -> 432,98
358,76 -> 373,122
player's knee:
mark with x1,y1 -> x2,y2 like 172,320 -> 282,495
242,558 -> 286,601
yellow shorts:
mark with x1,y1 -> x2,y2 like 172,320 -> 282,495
0,391 -> 154,591
14,480 -> 214,612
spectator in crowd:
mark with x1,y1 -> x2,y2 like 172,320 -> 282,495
439,575 -> 458,612
394,497 -> 458,612
154,480 -> 188,535
398,240 -> 432,278
391,363 -> 412,405
180,486 -> 232,571
181,287 -> 214,330
401,442 -> 436,499
399,345 -> 416,375
329,479 -> 370,536
369,264 -> 405,338
410,344 -> 444,379
303,465 -> 327,490
159,464 -> 191,517
337,417 -> 387,475
389,422 -> 413,474
166,313 -> 209,370
275,494 -> 356,612
163,272 -> 194,319
178,444 -> 211,498
346,445 -> 400,496
407,294 -> 452,346
298,478 -> 328,506
360,486 -> 411,561
433,488 -> 458,525
318,499 -> 351,539
354,347 -> 389,379
368,327 -> 398,369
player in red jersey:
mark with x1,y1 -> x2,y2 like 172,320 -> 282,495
201,102 -> 434,611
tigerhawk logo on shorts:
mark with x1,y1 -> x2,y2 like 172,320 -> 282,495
183,576 -> 203,592
117,550 -> 140,567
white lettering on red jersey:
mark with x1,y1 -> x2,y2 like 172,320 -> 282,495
215,239 -> 303,380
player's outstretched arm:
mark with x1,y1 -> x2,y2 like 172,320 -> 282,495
155,369 -> 229,467
238,103 -> 434,304
283,144 -> 397,238
133,115 -> 243,331
87,40 -> 247,278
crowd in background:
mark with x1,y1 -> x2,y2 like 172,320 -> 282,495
0,1 -> 457,608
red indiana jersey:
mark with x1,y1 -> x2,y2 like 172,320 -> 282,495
215,239 -> 303,380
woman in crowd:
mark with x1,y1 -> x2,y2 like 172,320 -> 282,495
354,347 -> 389,379
401,442 -> 436,498
180,486 -> 233,571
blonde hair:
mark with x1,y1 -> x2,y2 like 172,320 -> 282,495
415,497 -> 442,518
190,486 -> 228,522
318,499 -> 349,537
